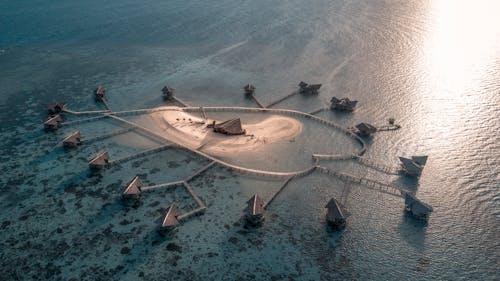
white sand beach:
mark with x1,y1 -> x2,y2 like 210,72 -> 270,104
146,107 -> 303,156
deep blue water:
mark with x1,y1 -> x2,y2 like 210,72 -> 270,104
1,0 -> 499,280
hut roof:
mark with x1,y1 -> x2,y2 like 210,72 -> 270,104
44,115 -> 63,128
244,84 -> 255,91
89,151 -> 109,166
244,194 -> 265,216
325,198 -> 345,222
405,193 -> 433,216
62,131 -> 81,145
123,176 -> 142,195
355,122 -> 377,133
48,103 -> 65,113
162,204 -> 180,228
298,81 -> 309,88
162,86 -> 174,93
399,157 -> 423,176
214,118 -> 245,135
412,156 -> 428,166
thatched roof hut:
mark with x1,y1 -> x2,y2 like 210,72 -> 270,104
298,81 -> 321,95
44,115 -> 63,131
399,156 -> 428,177
354,122 -> 377,136
162,204 -> 180,229
94,86 -> 106,100
404,193 -> 433,219
62,131 -> 82,148
330,97 -> 358,111
244,194 -> 265,226
244,84 -> 255,95
122,176 -> 142,198
325,198 -> 346,228
213,118 -> 246,135
162,86 -> 174,100
48,103 -> 65,115
88,150 -> 109,170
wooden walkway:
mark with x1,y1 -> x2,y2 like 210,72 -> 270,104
109,144 -> 173,165
316,166 -> 407,198
266,91 -> 298,108
63,108 -> 111,115
309,107 -> 327,115
313,154 -> 401,175
172,96 -> 190,107
82,127 -> 135,144
62,115 -> 109,126
249,94 -> 266,108
263,176 -> 295,209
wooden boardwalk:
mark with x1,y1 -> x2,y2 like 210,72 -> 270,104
82,127 -> 135,144
109,144 -> 173,165
316,166 -> 407,198
266,91 -> 297,108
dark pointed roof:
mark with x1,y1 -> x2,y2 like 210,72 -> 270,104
412,156 -> 428,166
399,156 -> 425,176
325,198 -> 345,222
244,194 -> 265,216
162,204 -> 180,228
213,118 -> 245,135
404,193 -> 433,217
62,131 -> 82,146
89,151 -> 109,167
123,176 -> 142,195
355,122 -> 377,133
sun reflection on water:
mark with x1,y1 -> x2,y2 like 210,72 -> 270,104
416,0 -> 500,142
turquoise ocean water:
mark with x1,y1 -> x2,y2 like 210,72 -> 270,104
0,0 -> 499,280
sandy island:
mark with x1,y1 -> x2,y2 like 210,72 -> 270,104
148,107 -> 303,156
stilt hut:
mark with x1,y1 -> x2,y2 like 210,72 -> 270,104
298,81 -> 321,95
330,97 -> 358,111
325,198 -> 346,229
354,122 -> 377,137
244,194 -> 265,226
94,86 -> 106,101
399,156 -> 428,177
122,176 -> 142,200
62,131 -> 82,148
162,86 -> 174,100
213,118 -> 246,135
161,204 -> 180,231
44,114 -> 63,131
244,84 -> 255,96
88,150 -> 109,170
404,193 -> 433,220
47,103 -> 65,115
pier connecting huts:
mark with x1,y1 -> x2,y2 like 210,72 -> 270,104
298,81 -> 322,95
325,198 -> 346,229
330,97 -> 358,111
42,80 -> 434,237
